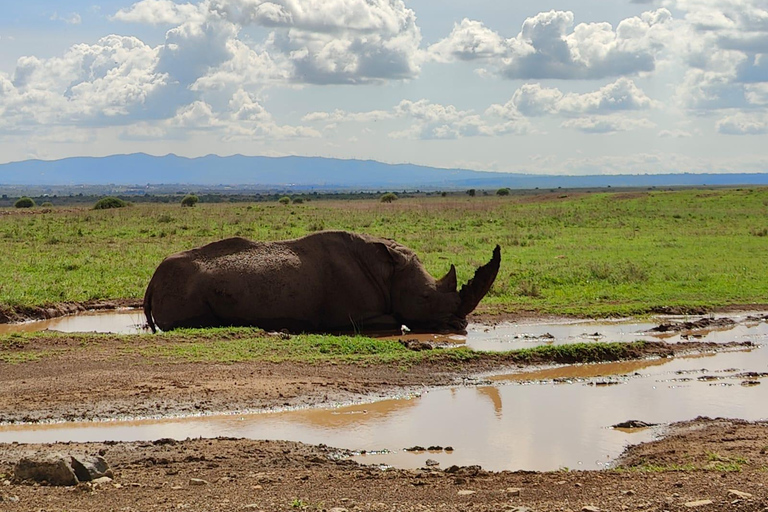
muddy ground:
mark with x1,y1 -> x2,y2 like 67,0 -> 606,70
1,311 -> 768,511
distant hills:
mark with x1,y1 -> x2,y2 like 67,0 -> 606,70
1,153 -> 767,191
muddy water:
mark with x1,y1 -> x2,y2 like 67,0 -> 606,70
1,312 -> 767,471
0,310 -> 146,335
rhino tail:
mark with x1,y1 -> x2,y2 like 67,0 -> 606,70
143,282 -> 157,334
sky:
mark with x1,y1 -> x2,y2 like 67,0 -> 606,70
1,0 -> 767,175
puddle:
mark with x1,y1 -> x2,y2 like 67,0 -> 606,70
1,311 -> 767,471
0,310 -> 147,335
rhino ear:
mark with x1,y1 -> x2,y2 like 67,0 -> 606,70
436,264 -> 457,293
456,245 -> 501,318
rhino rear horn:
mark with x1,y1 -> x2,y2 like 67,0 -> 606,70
436,264 -> 457,293
456,245 -> 501,318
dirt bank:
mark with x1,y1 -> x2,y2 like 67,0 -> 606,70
1,418 -> 767,511
0,331 -> 751,424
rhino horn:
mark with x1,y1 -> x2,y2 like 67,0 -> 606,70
456,245 -> 501,318
436,264 -> 457,293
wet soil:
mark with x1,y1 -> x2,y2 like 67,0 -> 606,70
1,418 -> 767,511
2,313 -> 768,511
0,333 -> 748,425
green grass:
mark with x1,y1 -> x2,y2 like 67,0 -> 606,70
2,187 -> 768,317
0,328 -> 653,367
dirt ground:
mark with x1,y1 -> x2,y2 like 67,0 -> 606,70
1,311 -> 768,511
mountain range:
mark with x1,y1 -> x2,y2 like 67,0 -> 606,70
1,153 -> 767,191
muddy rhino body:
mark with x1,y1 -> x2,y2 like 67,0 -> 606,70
144,231 -> 500,334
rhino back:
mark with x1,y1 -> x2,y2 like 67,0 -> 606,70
192,233 -> 394,331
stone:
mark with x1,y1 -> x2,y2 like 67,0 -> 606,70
684,500 -> 713,508
0,494 -> 20,503
71,455 -> 113,482
728,490 -> 753,499
582,506 -> 600,512
506,487 -> 522,496
458,490 -> 476,496
13,455 -> 79,486
425,459 -> 440,467
91,476 -> 113,485
189,478 -> 209,486
329,508 -> 349,512
507,508 -> 533,512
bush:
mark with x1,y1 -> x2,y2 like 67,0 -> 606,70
93,197 -> 128,210
41,201 -> 53,207
14,197 -> 35,208
181,194 -> 199,207
278,196 -> 291,205
292,197 -> 304,204
496,188 -> 511,196
380,192 -> 398,203
466,189 -> 476,197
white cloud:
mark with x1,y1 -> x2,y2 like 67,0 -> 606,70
50,12 -> 82,25
428,9 -> 675,79
716,112 -> 768,134
491,78 -> 656,118
560,116 -> 655,133
112,0 -> 205,25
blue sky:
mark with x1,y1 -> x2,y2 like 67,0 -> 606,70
1,0 -> 767,175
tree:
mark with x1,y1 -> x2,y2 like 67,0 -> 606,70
496,188 -> 511,196
466,189 -> 476,197
380,192 -> 398,203
93,197 -> 129,210
278,196 -> 291,205
181,194 -> 199,207
14,197 -> 35,208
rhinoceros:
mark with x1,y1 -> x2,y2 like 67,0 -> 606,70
143,231 -> 500,334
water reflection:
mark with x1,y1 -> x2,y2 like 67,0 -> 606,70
0,312 -> 766,471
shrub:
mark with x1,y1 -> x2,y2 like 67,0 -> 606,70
278,196 -> 291,205
496,188 -> 511,196
292,197 -> 304,204
93,197 -> 128,210
181,194 -> 199,207
380,192 -> 398,203
41,201 -> 53,207
14,197 -> 35,208
466,189 -> 476,197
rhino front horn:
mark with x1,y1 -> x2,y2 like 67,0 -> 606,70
456,245 -> 501,318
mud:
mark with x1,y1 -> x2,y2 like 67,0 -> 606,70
1,418 -> 767,512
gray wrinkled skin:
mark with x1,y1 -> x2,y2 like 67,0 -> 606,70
144,231 -> 500,335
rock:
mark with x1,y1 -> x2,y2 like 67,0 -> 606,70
425,459 -> 439,467
13,455 -> 79,486
329,508 -> 349,512
91,476 -> 113,485
621,490 -> 636,496
582,506 -> 600,512
242,505 -> 261,510
0,494 -> 20,503
189,478 -> 209,486
728,490 -> 753,499
458,490 -> 476,496
71,455 -> 113,482
506,487 -> 522,496
684,500 -> 713,508
508,508 -> 533,512
612,420 -> 657,429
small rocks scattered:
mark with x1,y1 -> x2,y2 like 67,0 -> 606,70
398,339 -> 433,351
612,420 -> 658,429
684,499 -> 714,508
650,317 -> 735,333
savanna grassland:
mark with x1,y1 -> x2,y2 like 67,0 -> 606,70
1,187 -> 767,318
